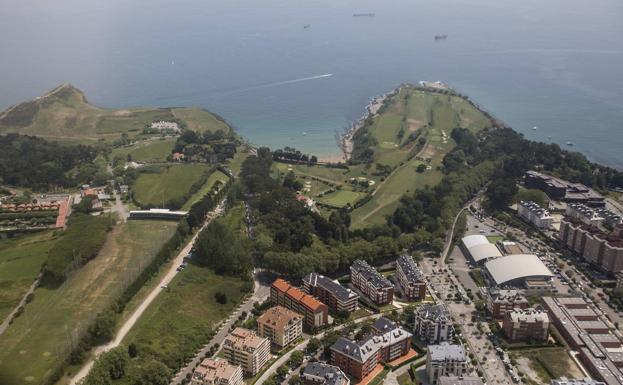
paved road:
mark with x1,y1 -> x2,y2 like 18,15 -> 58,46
70,200 -> 227,385
170,270 -> 272,385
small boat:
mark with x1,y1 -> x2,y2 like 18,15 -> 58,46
547,136 -> 552,139
353,13 -> 375,17
434,34 -> 448,40
303,132 -> 307,136
532,126 -> 538,130
566,141 -> 573,146
303,24 -> 311,29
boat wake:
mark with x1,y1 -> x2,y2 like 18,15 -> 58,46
230,74 -> 334,93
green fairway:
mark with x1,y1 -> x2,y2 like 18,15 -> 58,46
132,164 -> 210,209
111,138 -> 176,163
0,220 -> 177,385
317,190 -> 367,208
349,86 -> 493,228
0,232 -> 58,321
124,265 -> 248,369
182,170 -> 230,210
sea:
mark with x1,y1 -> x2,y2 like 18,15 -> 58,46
1,0 -> 622,169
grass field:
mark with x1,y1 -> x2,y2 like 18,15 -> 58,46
0,220 -> 177,385
0,231 -> 58,321
123,266 -> 248,369
511,347 -> 583,385
111,138 -> 175,163
317,190 -> 367,208
487,235 -> 504,243
182,170 -> 230,210
349,87 -> 493,227
132,164 -> 209,209
0,84 -> 233,144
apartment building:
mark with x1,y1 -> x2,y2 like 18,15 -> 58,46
302,362 -> 350,385
271,279 -> 329,328
426,343 -> 469,385
191,358 -> 244,385
413,303 -> 453,343
566,203 -> 605,226
302,273 -> 359,313
350,260 -> 394,306
438,377 -> 484,385
550,378 -> 606,385
559,219 -> 623,273
330,317 -> 412,380
487,289 -> 529,319
257,306 -> 303,349
223,328 -> 271,376
394,255 -> 427,301
518,200 -> 554,229
502,308 -> 549,342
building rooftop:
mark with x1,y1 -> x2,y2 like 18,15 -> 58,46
257,306 -> 302,330
303,273 -> 359,303
272,279 -> 326,312
303,362 -> 349,385
520,200 -> 553,218
396,255 -> 424,282
438,377 -> 484,385
508,308 -> 549,323
350,260 -> 393,289
484,254 -> 553,285
331,323 -> 412,363
414,303 -> 451,322
550,377 -> 606,385
193,358 -> 241,384
224,327 -> 268,350
427,343 -> 466,362
491,289 -> 528,304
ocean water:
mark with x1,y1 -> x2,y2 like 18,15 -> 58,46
1,0 -> 622,168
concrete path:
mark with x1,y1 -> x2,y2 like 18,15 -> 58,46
69,200 -> 226,385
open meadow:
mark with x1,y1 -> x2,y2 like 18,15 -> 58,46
182,170 -> 230,210
132,164 -> 210,209
111,138 -> 176,163
0,220 -> 177,385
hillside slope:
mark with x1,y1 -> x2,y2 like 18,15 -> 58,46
0,84 -> 232,143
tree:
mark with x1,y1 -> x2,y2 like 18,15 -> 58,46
215,292 -> 228,304
416,163 -> 427,173
289,374 -> 301,385
277,365 -> 289,379
128,342 -> 138,358
288,350 -> 304,368
486,177 -> 518,210
133,357 -> 171,385
306,338 -> 321,353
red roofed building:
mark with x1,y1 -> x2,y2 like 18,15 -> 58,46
271,279 -> 328,328
172,152 -> 185,162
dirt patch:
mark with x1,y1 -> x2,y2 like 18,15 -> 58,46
113,110 -> 133,116
407,118 -> 425,132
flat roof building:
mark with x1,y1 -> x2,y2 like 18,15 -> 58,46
303,273 -> 359,314
350,260 -> 394,306
257,306 -> 303,349
488,289 -> 529,319
129,208 -> 188,220
223,328 -> 271,376
503,308 -> 549,342
191,358 -> 244,385
550,377 -> 606,385
414,303 -> 453,343
426,343 -> 469,385
438,377 -> 484,385
559,219 -> 623,274
525,171 -> 605,207
518,200 -> 554,229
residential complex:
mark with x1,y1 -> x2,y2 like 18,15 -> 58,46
256,306 -> 303,349
271,279 -> 329,328
426,343 -> 469,385
543,297 -> 623,385
518,200 -> 553,229
566,203 -> 623,228
394,255 -> 427,301
330,317 -> 412,380
524,171 -> 605,207
191,358 -> 244,385
438,377 -> 484,385
413,303 -> 453,343
488,290 -> 529,319
222,328 -> 271,376
559,219 -> 623,273
350,260 -> 394,306
302,273 -> 359,313
302,362 -> 350,385
502,308 -> 549,342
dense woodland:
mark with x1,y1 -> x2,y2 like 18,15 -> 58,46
172,129 -> 238,163
0,134 -> 99,190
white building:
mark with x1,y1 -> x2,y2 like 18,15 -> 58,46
566,203 -> 604,226
414,304 -> 453,343
426,343 -> 469,385
518,200 -> 553,229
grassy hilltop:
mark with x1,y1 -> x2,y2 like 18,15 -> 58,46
0,84 -> 232,144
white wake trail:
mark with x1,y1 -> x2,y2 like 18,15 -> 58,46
231,73 -> 333,93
